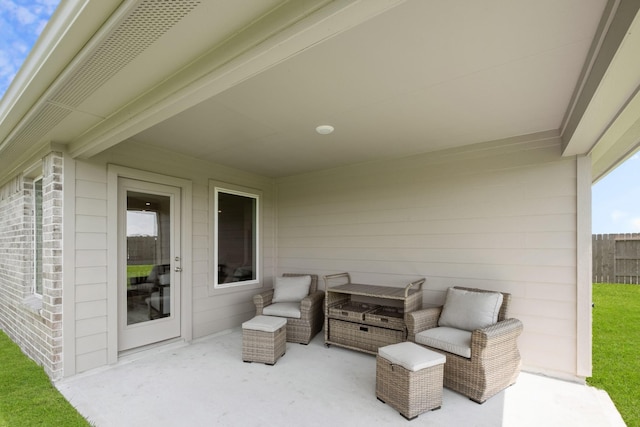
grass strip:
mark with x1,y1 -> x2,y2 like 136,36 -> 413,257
588,283 -> 640,426
0,331 -> 90,427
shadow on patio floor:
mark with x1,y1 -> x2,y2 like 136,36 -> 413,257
56,329 -> 624,427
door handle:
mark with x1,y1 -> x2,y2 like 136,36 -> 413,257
175,267 -> 182,272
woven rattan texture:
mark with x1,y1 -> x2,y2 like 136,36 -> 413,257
252,274 -> 324,344
405,287 -> 523,403
242,326 -> 286,365
365,306 -> 405,330
329,319 -> 404,354
376,354 -> 444,420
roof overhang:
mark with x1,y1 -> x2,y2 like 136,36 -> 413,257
561,0 -> 640,182
1,0 -> 639,182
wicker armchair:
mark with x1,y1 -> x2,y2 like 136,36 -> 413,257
405,286 -> 523,403
253,274 -> 324,344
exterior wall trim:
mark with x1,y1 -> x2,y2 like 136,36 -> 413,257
62,152 -> 76,377
576,155 -> 593,377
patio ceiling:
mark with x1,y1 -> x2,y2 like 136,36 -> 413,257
1,0 -> 639,180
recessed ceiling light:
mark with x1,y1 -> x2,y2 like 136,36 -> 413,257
316,125 -> 334,135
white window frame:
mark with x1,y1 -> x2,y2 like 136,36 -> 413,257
209,182 -> 261,289
33,176 -> 44,297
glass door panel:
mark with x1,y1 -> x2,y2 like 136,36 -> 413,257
126,191 -> 172,325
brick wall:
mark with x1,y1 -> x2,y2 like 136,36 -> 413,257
0,151 -> 64,379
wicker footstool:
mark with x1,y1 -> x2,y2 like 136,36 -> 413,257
376,342 -> 446,420
242,315 -> 287,365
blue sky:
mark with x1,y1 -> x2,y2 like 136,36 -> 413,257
1,1 -> 639,235
0,0 -> 58,97
592,153 -> 640,234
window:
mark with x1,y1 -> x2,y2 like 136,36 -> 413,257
211,185 -> 260,288
34,177 -> 43,295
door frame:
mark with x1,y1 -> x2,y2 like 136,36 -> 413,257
107,165 -> 192,363
118,178 -> 181,350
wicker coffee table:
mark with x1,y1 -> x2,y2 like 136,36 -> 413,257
376,341 -> 446,420
242,315 -> 287,365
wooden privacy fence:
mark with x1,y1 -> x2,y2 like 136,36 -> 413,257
593,233 -> 640,284
127,236 -> 157,264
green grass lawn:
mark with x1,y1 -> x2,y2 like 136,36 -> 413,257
127,264 -> 153,279
589,283 -> 640,426
0,331 -> 90,427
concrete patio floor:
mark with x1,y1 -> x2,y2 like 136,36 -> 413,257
56,329 -> 625,427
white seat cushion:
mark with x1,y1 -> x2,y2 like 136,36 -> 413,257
415,326 -> 472,358
272,275 -> 311,303
242,315 -> 287,332
378,342 -> 445,371
262,302 -> 302,319
438,287 -> 503,331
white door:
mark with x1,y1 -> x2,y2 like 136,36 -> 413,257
118,178 -> 182,351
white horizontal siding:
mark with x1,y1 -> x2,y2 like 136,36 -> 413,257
75,300 -> 108,320
72,160 -> 109,374
76,284 -> 107,302
75,317 -> 106,338
76,350 -> 107,374
76,333 -> 107,355
75,250 -> 107,267
276,136 -> 580,377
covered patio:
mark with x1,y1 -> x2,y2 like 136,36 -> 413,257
1,1 -> 639,414
56,329 -> 624,427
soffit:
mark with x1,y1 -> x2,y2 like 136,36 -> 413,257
0,0 -> 616,180
40,0 -> 288,141
0,0 -> 314,175
128,0 -> 608,177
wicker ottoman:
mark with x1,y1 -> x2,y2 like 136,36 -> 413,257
376,342 -> 446,420
242,315 -> 287,365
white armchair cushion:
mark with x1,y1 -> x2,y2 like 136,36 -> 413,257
262,302 -> 302,319
272,275 -> 311,303
416,326 -> 472,358
438,287 -> 503,331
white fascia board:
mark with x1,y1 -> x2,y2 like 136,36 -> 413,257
562,1 -> 640,169
590,91 -> 640,183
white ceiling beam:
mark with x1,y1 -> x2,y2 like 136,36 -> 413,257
591,88 -> 640,182
561,0 -> 640,171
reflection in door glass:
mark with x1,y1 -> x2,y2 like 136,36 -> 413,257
126,191 -> 171,325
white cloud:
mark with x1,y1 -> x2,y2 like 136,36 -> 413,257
14,6 -> 36,25
1,1 -> 36,24
631,218 -> 640,232
0,0 -> 60,96
611,210 -> 629,222
127,211 -> 158,236
35,0 -> 59,15
12,40 -> 29,54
